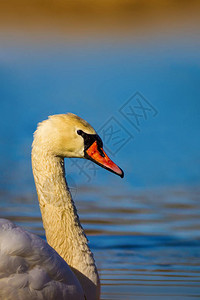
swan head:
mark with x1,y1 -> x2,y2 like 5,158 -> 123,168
33,113 -> 124,178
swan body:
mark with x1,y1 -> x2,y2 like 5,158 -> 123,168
0,113 -> 123,300
0,219 -> 84,300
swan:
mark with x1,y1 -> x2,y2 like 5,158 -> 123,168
0,113 -> 124,300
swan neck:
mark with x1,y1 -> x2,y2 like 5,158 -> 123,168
31,146 -> 100,300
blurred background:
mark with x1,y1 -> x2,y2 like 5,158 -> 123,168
0,1 -> 200,299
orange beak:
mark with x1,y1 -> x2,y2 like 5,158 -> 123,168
85,141 -> 124,178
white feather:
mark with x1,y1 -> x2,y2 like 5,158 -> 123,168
0,219 -> 84,300
0,114 -> 103,300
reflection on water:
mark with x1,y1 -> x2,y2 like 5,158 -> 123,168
1,186 -> 200,299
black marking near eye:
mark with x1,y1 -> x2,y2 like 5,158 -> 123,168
77,129 -> 104,156
77,130 -> 83,136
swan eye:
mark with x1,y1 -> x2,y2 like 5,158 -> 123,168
77,130 -> 83,136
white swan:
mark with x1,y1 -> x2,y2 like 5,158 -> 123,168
0,113 -> 123,300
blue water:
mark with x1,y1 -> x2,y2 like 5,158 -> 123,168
0,35 -> 200,299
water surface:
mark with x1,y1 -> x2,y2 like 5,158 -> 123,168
0,33 -> 200,299
1,186 -> 200,299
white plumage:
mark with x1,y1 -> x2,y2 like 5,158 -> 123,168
0,113 -> 123,300
0,218 -> 84,300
